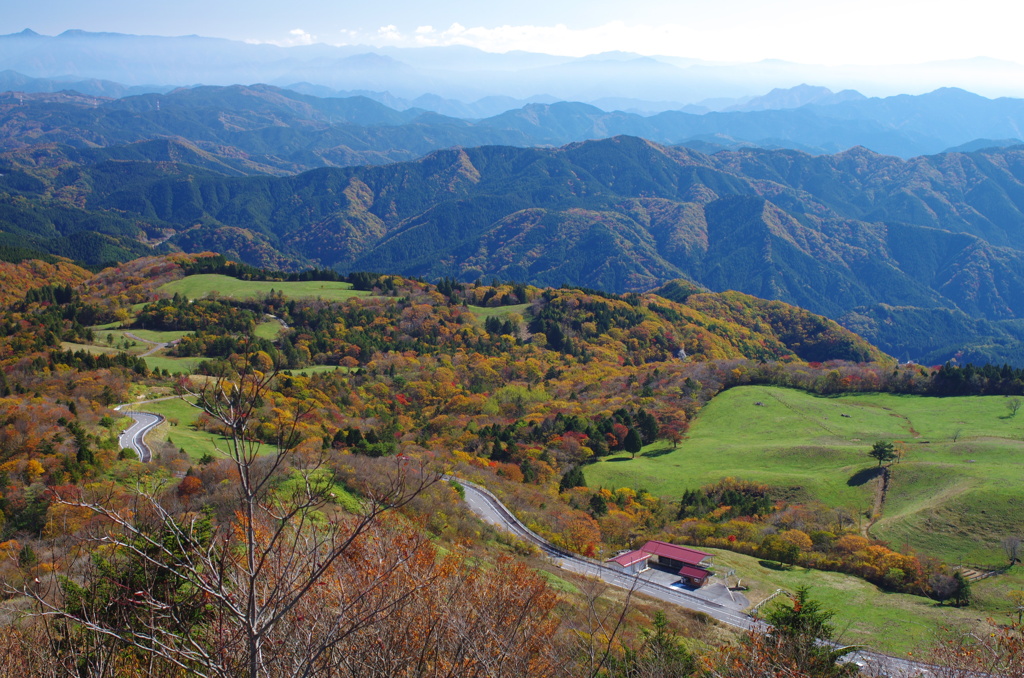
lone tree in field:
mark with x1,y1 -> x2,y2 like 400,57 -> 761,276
1004,535 -> 1022,566
624,428 -> 643,459
952,571 -> 973,607
869,440 -> 897,467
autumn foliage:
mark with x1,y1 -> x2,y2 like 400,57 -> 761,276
0,255 -> 1010,675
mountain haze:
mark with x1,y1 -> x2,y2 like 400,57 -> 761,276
4,83 -> 1024,168
3,29 -> 1024,104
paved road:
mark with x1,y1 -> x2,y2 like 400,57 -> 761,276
122,332 -> 174,357
455,477 -> 944,678
116,410 -> 163,462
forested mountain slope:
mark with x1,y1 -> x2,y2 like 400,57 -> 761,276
6,135 -> 1024,362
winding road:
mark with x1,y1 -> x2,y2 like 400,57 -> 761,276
117,410 -> 162,462
115,399 -> 174,462
455,477 -> 942,678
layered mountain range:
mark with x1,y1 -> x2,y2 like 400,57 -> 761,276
3,83 -> 1024,176
5,123 -> 1024,364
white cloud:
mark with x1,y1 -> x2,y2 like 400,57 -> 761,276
353,22 -> 671,57
288,28 -> 314,45
254,28 -> 316,47
377,24 -> 402,41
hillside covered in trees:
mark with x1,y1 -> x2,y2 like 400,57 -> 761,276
6,133 -> 1024,363
0,253 -> 1021,676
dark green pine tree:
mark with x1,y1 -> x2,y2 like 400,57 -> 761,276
637,409 -> 659,444
763,587 -> 857,676
624,428 -> 643,458
558,465 -> 587,492
869,440 -> 896,467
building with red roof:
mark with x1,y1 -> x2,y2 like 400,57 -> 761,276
608,549 -> 651,575
605,540 -> 714,586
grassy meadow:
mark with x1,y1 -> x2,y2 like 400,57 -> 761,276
143,355 -> 206,374
254,319 -> 285,340
705,547 -> 1003,655
90,328 -> 191,352
76,275 -> 375,376
587,386 -> 1024,565
466,302 -> 531,322
60,341 -> 119,355
64,333 -> 196,376
158,274 -> 371,302
79,324 -> 204,374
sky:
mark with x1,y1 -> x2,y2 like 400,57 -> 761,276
4,0 -> 1024,66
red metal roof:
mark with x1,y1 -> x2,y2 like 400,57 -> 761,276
609,550 -> 650,567
639,540 -> 711,566
678,564 -> 709,580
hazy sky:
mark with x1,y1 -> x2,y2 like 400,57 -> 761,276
4,0 -> 1023,65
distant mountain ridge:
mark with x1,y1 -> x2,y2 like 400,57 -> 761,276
0,68 -> 867,119
721,84 -> 866,112
0,69 -> 171,98
4,83 -> 1024,168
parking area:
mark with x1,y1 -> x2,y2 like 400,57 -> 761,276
640,566 -> 750,611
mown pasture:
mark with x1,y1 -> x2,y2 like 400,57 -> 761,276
587,385 -> 1024,565
157,274 -> 370,302
81,325 -> 203,374
466,302 -> 531,322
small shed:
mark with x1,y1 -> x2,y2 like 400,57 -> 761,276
678,564 -> 711,587
607,549 -> 651,575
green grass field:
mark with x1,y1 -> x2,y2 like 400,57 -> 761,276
587,386 -> 1024,564
60,341 -> 119,355
87,328 -> 193,355
254,320 -> 285,340
971,566 -> 1024,621
143,355 -> 206,375
705,548 -> 999,654
466,303 -> 531,322
159,275 -> 371,302
123,329 -> 191,343
73,325 -> 203,374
